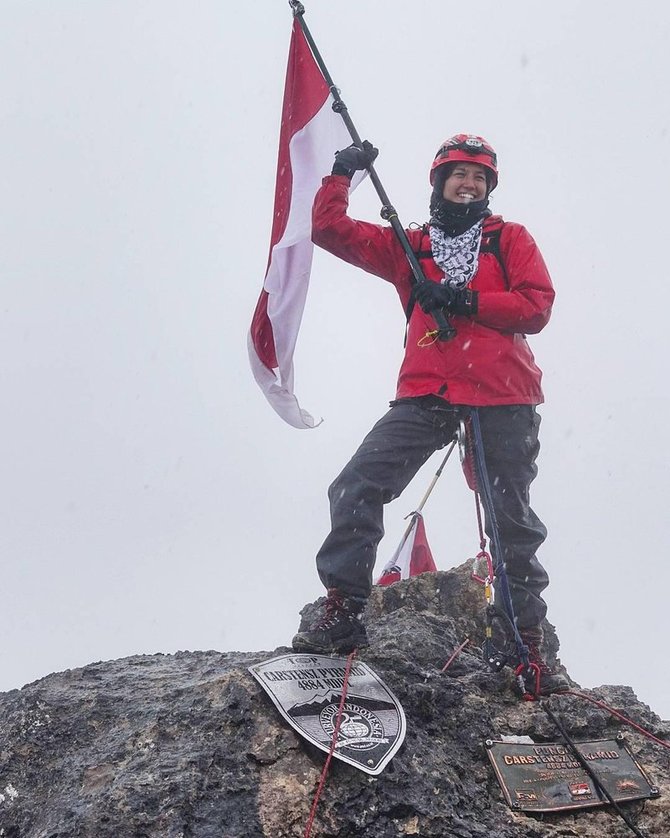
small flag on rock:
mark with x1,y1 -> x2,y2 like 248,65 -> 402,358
376,512 -> 437,586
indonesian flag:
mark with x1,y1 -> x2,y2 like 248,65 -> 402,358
248,20 -> 363,429
376,512 -> 438,586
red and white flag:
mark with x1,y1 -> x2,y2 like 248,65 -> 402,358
248,20 -> 363,429
376,512 -> 438,587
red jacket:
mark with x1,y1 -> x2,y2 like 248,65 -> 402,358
312,175 -> 555,406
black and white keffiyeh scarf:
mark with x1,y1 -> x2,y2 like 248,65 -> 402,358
429,220 -> 484,289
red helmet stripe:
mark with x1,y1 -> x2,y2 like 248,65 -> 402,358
430,134 -> 498,189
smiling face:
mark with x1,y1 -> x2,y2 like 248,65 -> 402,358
442,162 -> 489,203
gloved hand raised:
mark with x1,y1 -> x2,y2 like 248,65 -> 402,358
412,280 -> 478,316
332,140 -> 379,178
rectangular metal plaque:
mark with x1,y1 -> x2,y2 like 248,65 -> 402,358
486,737 -> 659,813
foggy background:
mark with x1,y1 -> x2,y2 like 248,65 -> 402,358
1,1 -> 669,719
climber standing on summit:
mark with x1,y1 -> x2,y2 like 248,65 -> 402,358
292,134 -> 568,695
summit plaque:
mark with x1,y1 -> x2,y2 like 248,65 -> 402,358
486,737 -> 659,813
249,654 -> 406,775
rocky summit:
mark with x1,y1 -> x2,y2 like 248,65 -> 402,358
0,563 -> 668,837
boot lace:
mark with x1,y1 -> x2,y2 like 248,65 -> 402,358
315,591 -> 347,629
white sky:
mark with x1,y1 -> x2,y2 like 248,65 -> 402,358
2,1 -> 669,720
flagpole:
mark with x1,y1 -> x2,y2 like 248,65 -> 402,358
397,439 -> 457,551
288,1 -> 456,342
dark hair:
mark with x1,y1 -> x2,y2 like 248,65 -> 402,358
429,165 -> 450,217
431,160 -> 494,201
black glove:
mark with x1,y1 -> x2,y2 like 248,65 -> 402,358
412,281 -> 478,316
332,140 -> 379,178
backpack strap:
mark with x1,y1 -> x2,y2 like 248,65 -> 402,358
480,220 -> 509,287
413,223 -> 435,261
416,220 -> 509,282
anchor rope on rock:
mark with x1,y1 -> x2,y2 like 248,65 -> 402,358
440,638 -> 471,673
303,649 -> 357,838
562,690 -> 670,752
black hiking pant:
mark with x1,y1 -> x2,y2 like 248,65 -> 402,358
315,398 -> 550,629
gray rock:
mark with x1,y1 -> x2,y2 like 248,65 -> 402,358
0,562 -> 667,837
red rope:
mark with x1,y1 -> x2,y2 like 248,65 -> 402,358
470,491 -> 494,586
441,638 -> 470,673
303,649 -> 358,838
563,689 -> 670,750
471,549 -> 494,585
